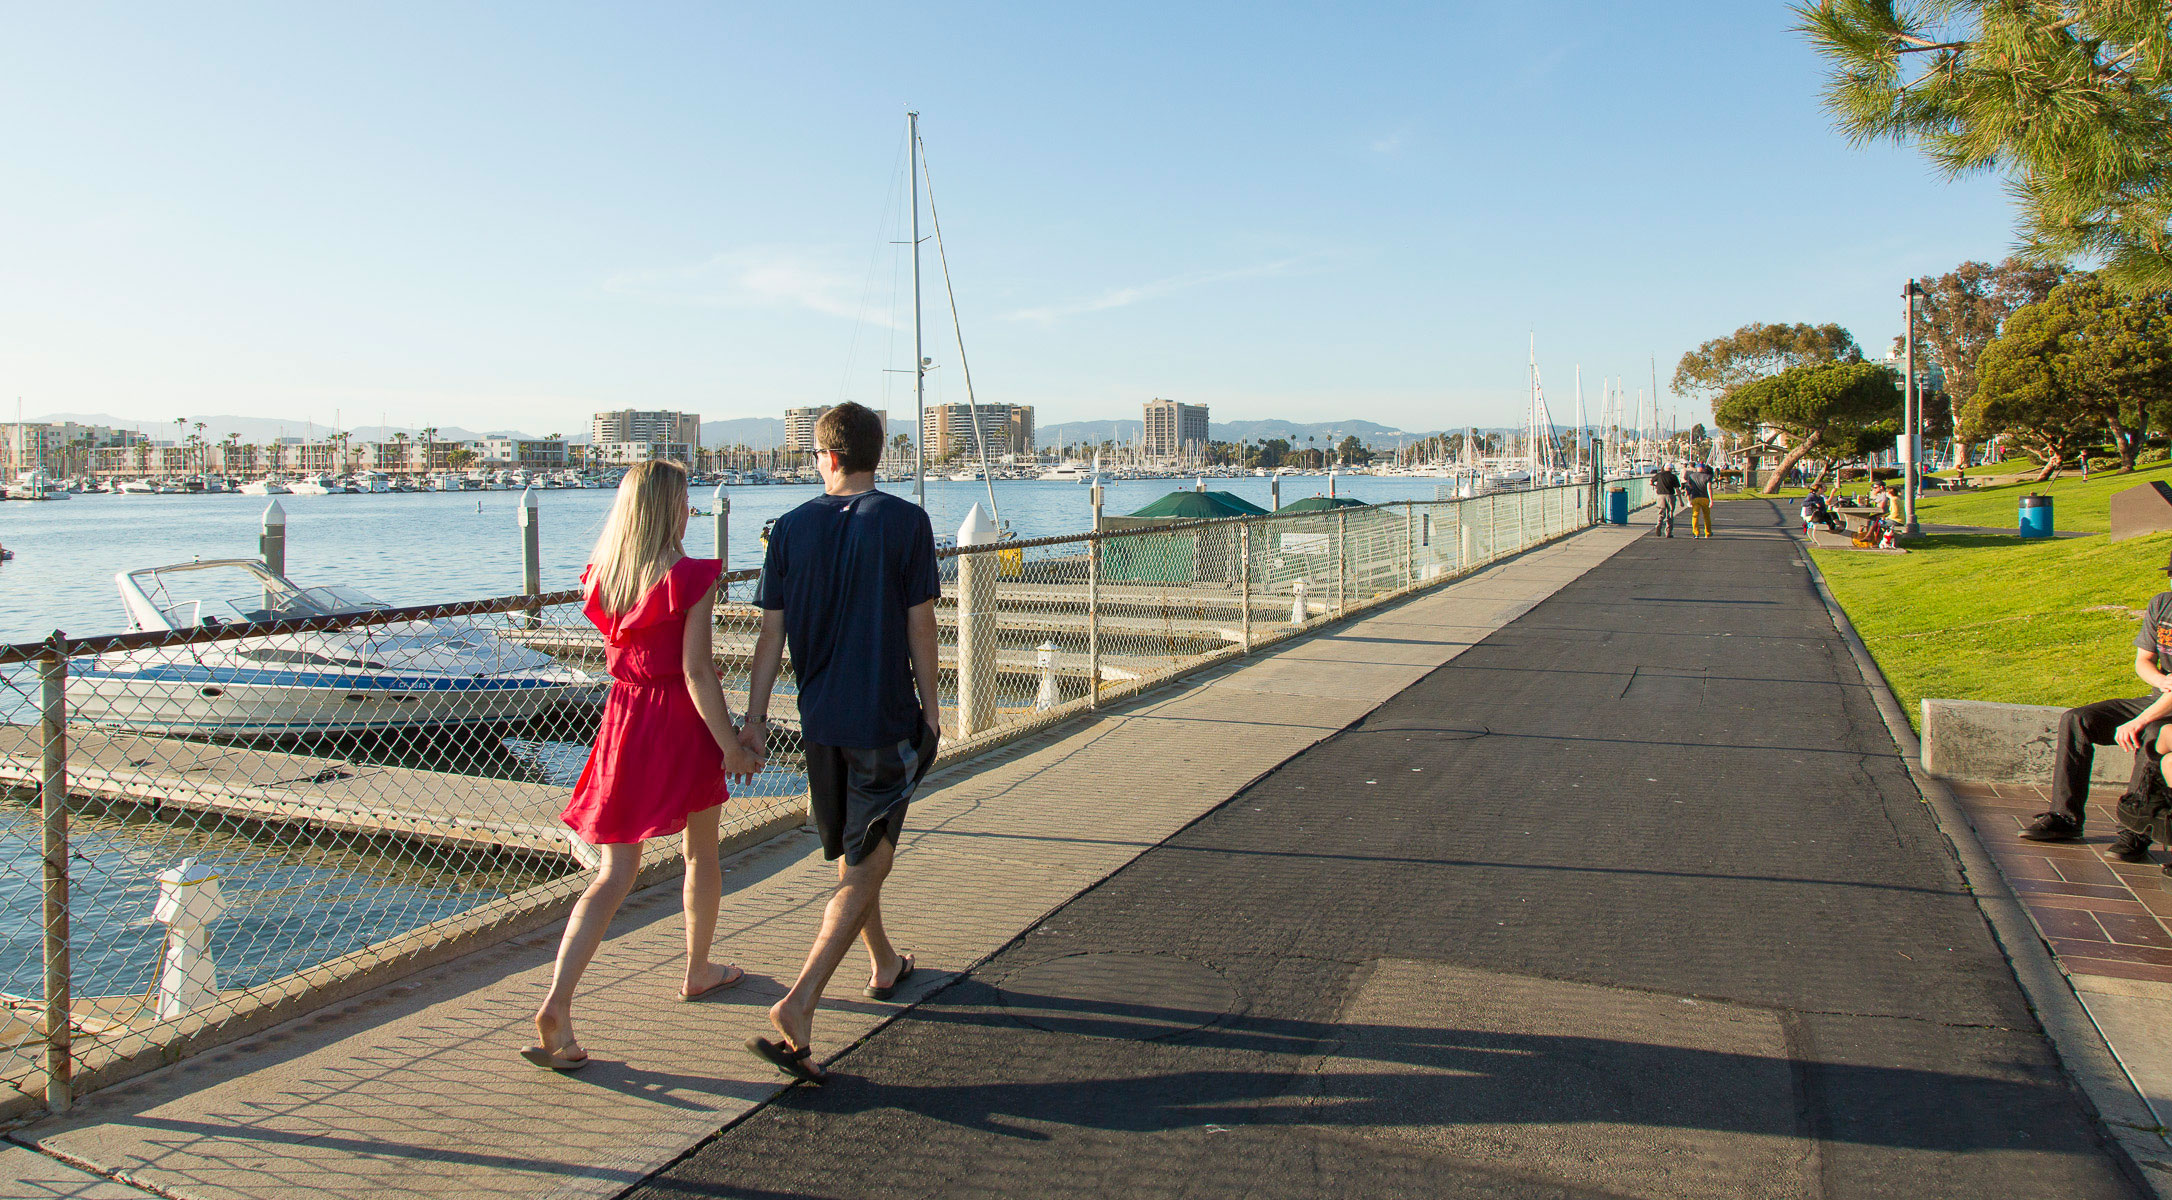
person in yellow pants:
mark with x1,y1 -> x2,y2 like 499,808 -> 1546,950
1683,462 -> 1714,538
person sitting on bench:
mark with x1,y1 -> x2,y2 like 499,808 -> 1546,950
1801,486 -> 1843,535
2024,549 -> 2172,853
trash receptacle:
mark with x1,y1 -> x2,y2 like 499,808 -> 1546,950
1606,487 -> 1627,526
2019,493 -> 2053,538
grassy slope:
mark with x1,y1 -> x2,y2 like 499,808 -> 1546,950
1911,460 -> 2172,532
1811,527 -> 2172,728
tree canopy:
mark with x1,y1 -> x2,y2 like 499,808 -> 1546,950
1715,361 -> 1904,492
1672,322 -> 1863,409
1797,1 -> 2172,291
1965,274 -> 2172,476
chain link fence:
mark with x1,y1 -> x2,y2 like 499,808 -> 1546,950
0,482 -> 1621,1117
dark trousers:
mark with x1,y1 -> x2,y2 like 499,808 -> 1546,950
2054,696 -> 2163,824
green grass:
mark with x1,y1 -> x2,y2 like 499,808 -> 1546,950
1811,528 -> 2172,728
1911,459 -> 2172,533
1927,455 -> 2038,478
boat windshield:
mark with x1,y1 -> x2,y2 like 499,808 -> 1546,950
225,584 -> 387,623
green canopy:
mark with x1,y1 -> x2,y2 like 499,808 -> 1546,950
1273,495 -> 1369,513
1127,490 -> 1269,519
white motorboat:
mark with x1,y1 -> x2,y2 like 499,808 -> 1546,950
358,472 -> 392,493
286,476 -> 334,495
7,471 -> 66,501
239,479 -> 291,496
1035,462 -> 1093,483
119,479 -> 157,495
71,559 -> 597,738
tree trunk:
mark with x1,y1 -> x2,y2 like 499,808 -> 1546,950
2110,419 -> 2145,472
1761,433 -> 1822,493
2031,449 -> 2063,482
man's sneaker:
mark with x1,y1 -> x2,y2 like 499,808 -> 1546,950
2107,830 -> 2154,863
2019,812 -> 2083,842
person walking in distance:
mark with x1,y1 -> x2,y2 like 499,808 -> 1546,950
741,402 -> 942,1084
1651,464 -> 1680,538
524,461 -> 763,1071
1682,461 -> 1714,538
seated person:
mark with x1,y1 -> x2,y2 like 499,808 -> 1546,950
1800,486 -> 1843,534
2024,549 -> 2172,853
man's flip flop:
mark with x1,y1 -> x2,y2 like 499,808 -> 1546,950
864,954 -> 915,1001
679,965 -> 745,1002
520,1045 -> 589,1072
745,1036 -> 826,1084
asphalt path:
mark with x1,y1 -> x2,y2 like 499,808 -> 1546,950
629,501 -> 2139,1199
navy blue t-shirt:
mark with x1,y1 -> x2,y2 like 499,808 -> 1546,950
753,489 -> 939,748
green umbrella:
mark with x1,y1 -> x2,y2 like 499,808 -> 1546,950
1127,490 -> 1270,519
1273,495 -> 1369,513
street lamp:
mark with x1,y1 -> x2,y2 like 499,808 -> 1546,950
1903,278 -> 1925,537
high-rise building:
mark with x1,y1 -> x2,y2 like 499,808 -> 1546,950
921,403 -> 1021,462
1143,398 -> 1209,461
783,405 -> 832,453
591,410 -> 701,447
1009,406 -> 1036,457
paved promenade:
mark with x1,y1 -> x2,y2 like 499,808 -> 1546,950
631,502 -> 2139,1199
2,522 -> 1642,1198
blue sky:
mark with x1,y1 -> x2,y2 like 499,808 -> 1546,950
0,2 -> 2019,436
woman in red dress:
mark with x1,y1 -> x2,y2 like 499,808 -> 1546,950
525,460 -> 762,1071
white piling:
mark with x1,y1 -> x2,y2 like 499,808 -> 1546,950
1034,640 -> 1060,711
956,503 -> 999,737
713,486 -> 730,567
259,500 -> 286,577
1290,577 -> 1309,625
154,858 -> 225,1020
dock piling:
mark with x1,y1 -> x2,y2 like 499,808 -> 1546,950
1087,485 -> 1103,709
38,637 -> 71,1114
956,504 -> 999,736
518,488 -> 541,628
1290,577 -> 1308,625
259,500 -> 286,578
1034,641 -> 1059,711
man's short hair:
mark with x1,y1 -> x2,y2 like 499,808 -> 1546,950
815,403 -> 885,474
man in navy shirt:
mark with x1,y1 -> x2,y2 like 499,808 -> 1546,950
741,401 -> 941,1084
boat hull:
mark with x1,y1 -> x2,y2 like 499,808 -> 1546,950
70,662 -> 591,737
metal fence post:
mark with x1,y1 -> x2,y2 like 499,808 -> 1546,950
39,636 -> 71,1114
1088,484 -> 1103,709
1335,510 -> 1348,614
518,488 -> 542,628
1239,520 -> 1253,652
1404,503 -> 1415,591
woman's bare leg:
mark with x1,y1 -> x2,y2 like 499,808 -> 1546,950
680,804 -> 739,995
533,842 -> 643,1058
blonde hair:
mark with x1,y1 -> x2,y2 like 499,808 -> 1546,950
585,460 -> 689,614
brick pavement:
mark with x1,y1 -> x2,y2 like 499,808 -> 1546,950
0,522 -> 1642,1200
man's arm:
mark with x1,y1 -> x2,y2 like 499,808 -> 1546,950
2117,648 -> 2172,749
739,608 -> 786,759
907,598 -> 941,738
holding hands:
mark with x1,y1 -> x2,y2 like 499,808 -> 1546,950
725,715 -> 769,785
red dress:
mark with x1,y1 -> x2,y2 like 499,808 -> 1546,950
561,556 -> 729,845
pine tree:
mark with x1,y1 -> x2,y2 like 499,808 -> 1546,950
1797,1 -> 2172,291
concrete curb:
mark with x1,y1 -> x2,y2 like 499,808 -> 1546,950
1793,516 -> 2172,1196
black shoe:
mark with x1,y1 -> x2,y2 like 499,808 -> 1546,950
2107,830 -> 2154,863
2019,812 -> 2083,842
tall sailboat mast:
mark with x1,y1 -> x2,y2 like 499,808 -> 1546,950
909,109 -> 927,507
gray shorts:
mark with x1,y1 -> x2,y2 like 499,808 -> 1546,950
805,723 -> 937,865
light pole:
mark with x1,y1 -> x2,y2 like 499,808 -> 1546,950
1902,278 -> 1924,536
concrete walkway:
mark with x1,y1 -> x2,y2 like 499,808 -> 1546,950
1,524 -> 1644,1199
631,501 -> 2141,1200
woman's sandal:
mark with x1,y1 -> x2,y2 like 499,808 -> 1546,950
863,953 -> 915,1001
679,965 -> 745,1002
744,1036 -> 826,1084
520,1044 -> 590,1072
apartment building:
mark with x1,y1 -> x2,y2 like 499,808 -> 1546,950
921,403 -> 1027,462
783,405 -> 831,453
1143,398 -> 1209,461
592,410 -> 700,446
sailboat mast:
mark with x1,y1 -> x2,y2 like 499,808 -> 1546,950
909,109 -> 926,507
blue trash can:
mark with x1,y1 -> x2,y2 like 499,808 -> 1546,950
1606,486 -> 1628,526
2018,493 -> 2053,539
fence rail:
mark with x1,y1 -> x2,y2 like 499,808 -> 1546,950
0,481 -> 1642,1117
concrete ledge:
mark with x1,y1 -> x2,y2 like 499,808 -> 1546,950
1922,697 -> 2132,786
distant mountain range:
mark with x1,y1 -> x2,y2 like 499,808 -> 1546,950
1039,418 -> 1476,452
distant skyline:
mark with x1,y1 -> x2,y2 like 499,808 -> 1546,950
2,4 -> 2019,435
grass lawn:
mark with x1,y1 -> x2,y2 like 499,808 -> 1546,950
1810,525 -> 2172,729
1910,460 -> 2172,533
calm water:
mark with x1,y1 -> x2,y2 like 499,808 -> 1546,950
0,475 -> 1452,646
